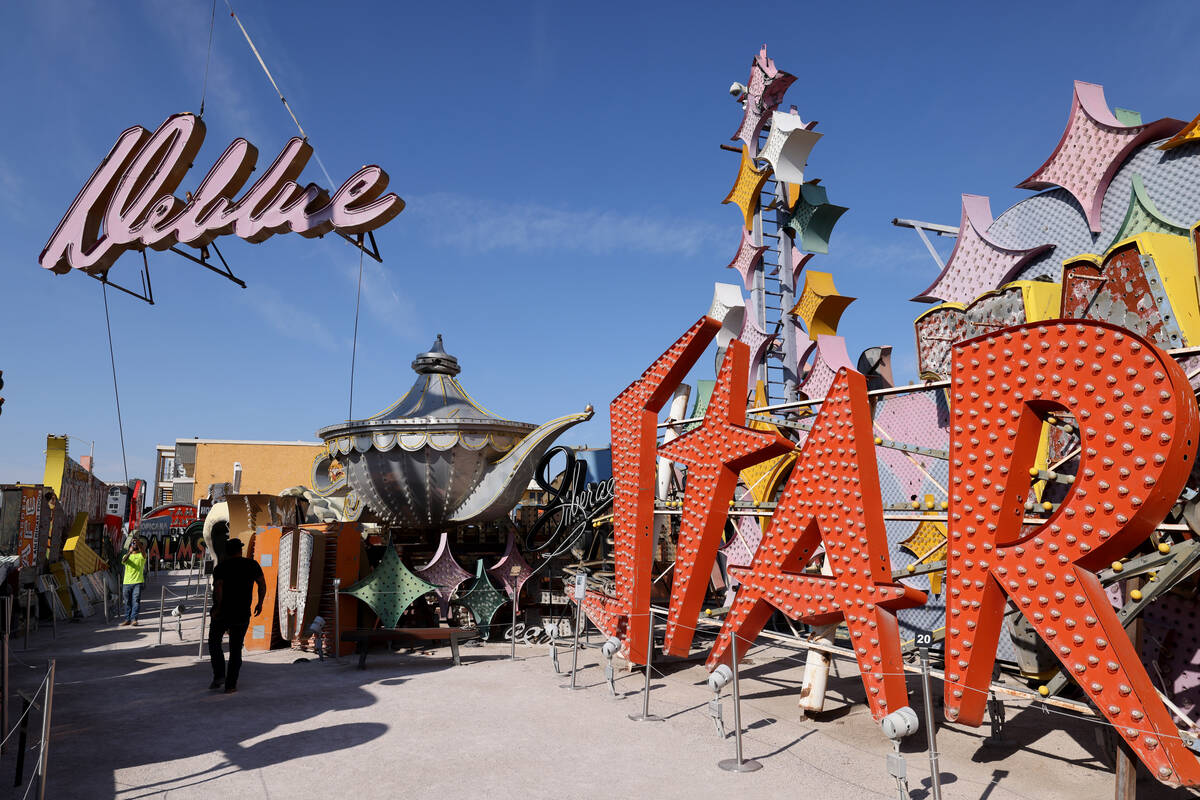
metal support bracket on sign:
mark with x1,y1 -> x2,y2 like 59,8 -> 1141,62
891,218 -> 959,270
90,250 -> 155,305
168,241 -> 246,289
1140,255 -> 1186,348
335,230 -> 383,263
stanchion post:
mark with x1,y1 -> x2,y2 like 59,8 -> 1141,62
559,570 -> 587,691
1,596 -> 9,752
333,578 -> 341,661
36,659 -> 54,800
197,579 -> 209,659
628,607 -> 663,722
718,626 -> 762,772
1115,578 -> 1144,800
23,589 -> 31,651
102,583 -> 108,624
156,586 -> 165,647
510,594 -> 517,662
14,695 -> 29,787
920,648 -> 942,800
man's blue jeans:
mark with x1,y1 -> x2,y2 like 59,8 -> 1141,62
122,583 -> 142,622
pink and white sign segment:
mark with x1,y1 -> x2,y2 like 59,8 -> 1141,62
40,113 -> 404,275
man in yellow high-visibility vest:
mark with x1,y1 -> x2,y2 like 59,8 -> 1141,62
120,537 -> 147,626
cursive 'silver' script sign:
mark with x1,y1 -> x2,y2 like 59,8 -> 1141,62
40,113 -> 404,275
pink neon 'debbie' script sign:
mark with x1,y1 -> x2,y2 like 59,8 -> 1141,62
40,113 -> 404,275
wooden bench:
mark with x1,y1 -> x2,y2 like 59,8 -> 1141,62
340,627 -> 481,670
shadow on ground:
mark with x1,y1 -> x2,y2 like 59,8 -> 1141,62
0,600 -> 465,799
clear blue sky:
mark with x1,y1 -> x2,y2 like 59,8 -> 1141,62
2,0 -> 1197,487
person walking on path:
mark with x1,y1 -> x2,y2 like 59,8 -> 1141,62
119,537 -> 146,626
208,538 -> 265,694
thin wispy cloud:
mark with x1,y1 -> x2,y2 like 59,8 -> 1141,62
236,285 -> 340,353
832,232 -> 950,278
336,255 -> 422,342
408,193 -> 727,257
141,0 -> 265,145
0,159 -> 28,226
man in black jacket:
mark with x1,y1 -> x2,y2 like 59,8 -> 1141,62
208,538 -> 266,694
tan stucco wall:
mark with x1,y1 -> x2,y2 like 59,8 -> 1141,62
192,442 -> 324,499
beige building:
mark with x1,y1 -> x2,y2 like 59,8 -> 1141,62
153,439 -> 325,506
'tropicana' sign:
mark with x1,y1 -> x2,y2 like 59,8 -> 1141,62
39,113 -> 404,275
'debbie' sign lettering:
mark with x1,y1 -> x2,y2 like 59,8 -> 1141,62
40,113 -> 404,275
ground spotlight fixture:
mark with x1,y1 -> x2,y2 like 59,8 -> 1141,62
601,636 -> 622,660
171,604 -> 186,641
880,706 -> 919,740
707,663 -> 733,693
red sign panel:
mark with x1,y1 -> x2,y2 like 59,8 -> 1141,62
943,321 -> 1200,785
17,487 -> 41,569
602,316 -> 1200,786
707,368 -> 926,720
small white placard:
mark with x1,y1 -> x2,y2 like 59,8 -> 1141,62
260,554 -> 272,567
573,573 -> 586,600
252,625 -> 265,639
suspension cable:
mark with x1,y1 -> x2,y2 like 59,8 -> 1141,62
101,282 -> 130,484
348,240 -> 365,421
198,0 -> 217,118
223,0 -> 334,187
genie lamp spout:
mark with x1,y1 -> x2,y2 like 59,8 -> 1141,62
448,405 -> 595,525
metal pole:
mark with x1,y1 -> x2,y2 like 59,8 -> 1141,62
13,695 -> 29,787
156,586 -> 165,646
510,594 -> 517,661
333,578 -> 341,662
628,608 -> 663,722
920,649 -> 943,800
23,590 -> 31,651
1,596 -> 9,752
36,659 -> 54,800
197,579 -> 209,659
559,594 -> 586,691
718,629 -> 762,772
1115,577 -> 1144,800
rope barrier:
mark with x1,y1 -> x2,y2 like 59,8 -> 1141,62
0,672 -> 49,752
553,618 -> 1192,797
576,608 -> 1200,752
